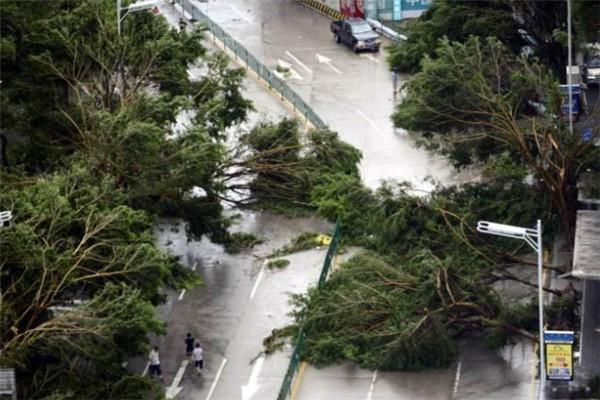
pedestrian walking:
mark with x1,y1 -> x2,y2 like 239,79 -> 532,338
192,343 -> 204,374
391,69 -> 399,97
148,346 -> 164,381
185,333 -> 194,357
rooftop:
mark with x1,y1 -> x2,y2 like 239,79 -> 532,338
573,210 -> 600,280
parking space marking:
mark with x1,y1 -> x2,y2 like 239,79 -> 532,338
227,4 -> 252,24
360,54 -> 380,64
178,289 -> 186,301
192,261 -> 198,271
141,362 -> 149,376
452,361 -> 462,397
286,51 -> 312,74
357,109 -> 385,135
205,358 -> 228,400
366,370 -> 378,400
249,261 -> 267,300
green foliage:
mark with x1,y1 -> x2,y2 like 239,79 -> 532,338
289,252 -> 468,370
387,0 -> 520,74
393,36 -> 559,159
223,232 -> 263,254
387,0 -> 597,79
267,259 -> 291,269
240,119 -> 362,211
270,232 -> 322,257
310,174 -> 375,241
268,169 -> 559,370
190,53 -> 254,138
391,34 -> 597,234
0,167 -> 194,398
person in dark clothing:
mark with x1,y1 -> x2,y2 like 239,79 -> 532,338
185,333 -> 195,357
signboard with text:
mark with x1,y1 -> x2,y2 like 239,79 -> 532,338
544,331 -> 575,381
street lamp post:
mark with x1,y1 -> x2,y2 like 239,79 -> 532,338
477,220 -> 545,400
567,0 -> 573,135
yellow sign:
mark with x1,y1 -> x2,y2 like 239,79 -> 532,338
546,343 -> 573,381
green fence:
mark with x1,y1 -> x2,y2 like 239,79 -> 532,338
177,0 -> 327,130
318,219 -> 341,288
277,219 -> 341,400
277,327 -> 305,400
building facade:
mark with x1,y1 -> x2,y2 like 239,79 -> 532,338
318,0 -> 431,20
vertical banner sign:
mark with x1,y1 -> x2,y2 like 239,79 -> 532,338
340,0 -> 355,17
544,331 -> 575,381
355,0 -> 365,17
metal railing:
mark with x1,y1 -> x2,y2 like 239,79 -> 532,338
278,219 -> 341,400
176,0 -> 327,129
277,327 -> 306,400
318,219 -> 341,288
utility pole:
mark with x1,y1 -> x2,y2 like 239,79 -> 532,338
567,0 -> 573,134
117,0 -> 122,36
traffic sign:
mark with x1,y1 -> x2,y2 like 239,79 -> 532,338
544,330 -> 574,381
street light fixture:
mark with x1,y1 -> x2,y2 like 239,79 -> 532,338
117,0 -> 165,36
0,210 -> 12,227
477,219 -> 545,400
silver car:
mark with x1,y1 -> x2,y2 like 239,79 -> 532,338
586,57 -> 600,86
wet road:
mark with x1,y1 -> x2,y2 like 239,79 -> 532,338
148,213 -> 333,400
194,0 -> 466,190
294,340 -> 536,400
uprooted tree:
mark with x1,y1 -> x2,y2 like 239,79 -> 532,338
263,36 -> 597,372
0,1 -> 367,397
266,177 -> 579,371
387,0 -> 600,78
393,36 -> 600,237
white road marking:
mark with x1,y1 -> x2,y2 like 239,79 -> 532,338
316,53 -> 342,74
452,361 -> 462,397
360,53 -> 380,64
205,358 -> 228,400
286,51 -> 312,74
141,362 -> 149,376
192,261 -> 197,271
241,355 -> 265,400
366,370 -> 378,400
227,4 -> 252,23
357,109 -> 385,135
166,360 -> 189,399
178,289 -> 186,301
277,60 -> 303,80
249,262 -> 266,299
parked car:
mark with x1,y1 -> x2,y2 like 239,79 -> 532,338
330,18 -> 380,53
585,57 -> 600,86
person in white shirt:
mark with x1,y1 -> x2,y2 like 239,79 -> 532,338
148,346 -> 164,380
192,343 -> 204,374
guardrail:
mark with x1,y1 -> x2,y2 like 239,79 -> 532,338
277,327 -> 306,400
176,0 -> 327,130
318,219 -> 341,287
278,219 -> 341,400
